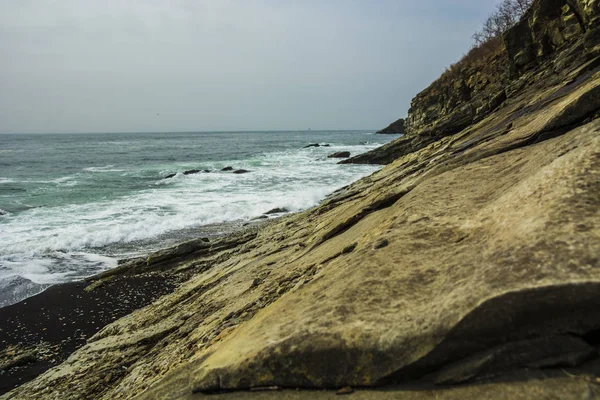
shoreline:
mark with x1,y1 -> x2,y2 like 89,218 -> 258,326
0,273 -> 178,395
0,213 -> 286,309
0,202 -> 301,394
3,1 -> 600,397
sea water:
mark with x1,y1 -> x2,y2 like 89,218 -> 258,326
0,131 -> 398,306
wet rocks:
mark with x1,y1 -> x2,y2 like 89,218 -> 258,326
327,151 -> 351,158
164,167 -> 248,179
145,237 -> 211,267
265,207 -> 289,214
305,143 -> 331,148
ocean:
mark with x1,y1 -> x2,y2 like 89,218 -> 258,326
0,130 -> 398,307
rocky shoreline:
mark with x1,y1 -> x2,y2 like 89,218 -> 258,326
2,0 -> 600,398
0,221 -> 273,395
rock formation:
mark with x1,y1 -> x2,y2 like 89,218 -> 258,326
343,0 -> 600,165
2,0 -> 600,398
376,117 -> 405,134
327,151 -> 351,158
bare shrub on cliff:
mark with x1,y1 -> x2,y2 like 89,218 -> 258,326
440,36 -> 505,83
439,0 -> 531,88
461,36 -> 504,68
472,0 -> 534,45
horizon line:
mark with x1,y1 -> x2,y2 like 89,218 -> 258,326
0,128 -> 380,135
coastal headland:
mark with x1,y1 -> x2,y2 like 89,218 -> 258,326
2,0 -> 600,398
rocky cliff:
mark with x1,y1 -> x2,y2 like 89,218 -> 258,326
2,0 -> 600,399
344,0 -> 600,165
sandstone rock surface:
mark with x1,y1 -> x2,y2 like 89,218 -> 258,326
3,1 -> 600,399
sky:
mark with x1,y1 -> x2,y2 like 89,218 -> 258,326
0,0 -> 500,133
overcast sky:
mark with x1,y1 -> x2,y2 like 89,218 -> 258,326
0,0 -> 499,133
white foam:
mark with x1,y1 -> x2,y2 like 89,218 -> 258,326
83,165 -> 125,172
0,141 -> 383,288
27,175 -> 78,185
0,177 -> 15,184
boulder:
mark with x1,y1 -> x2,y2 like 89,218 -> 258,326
232,169 -> 250,174
221,166 -> 234,171
303,143 -> 320,148
183,169 -> 200,175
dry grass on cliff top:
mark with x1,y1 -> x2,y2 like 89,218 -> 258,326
439,36 -> 506,84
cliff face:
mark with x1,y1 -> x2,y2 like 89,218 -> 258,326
345,0 -> 600,165
2,1 -> 600,399
505,0 -> 600,76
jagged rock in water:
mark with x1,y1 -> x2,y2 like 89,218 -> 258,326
327,151 -> 351,158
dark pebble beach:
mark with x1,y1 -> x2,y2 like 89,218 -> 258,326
0,274 -> 176,395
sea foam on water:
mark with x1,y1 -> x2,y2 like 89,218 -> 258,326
0,131 -> 399,306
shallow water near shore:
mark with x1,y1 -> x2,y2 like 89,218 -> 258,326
0,130 -> 398,307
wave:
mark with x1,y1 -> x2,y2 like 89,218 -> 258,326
83,165 -> 125,172
25,175 -> 78,185
0,139 -> 385,300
